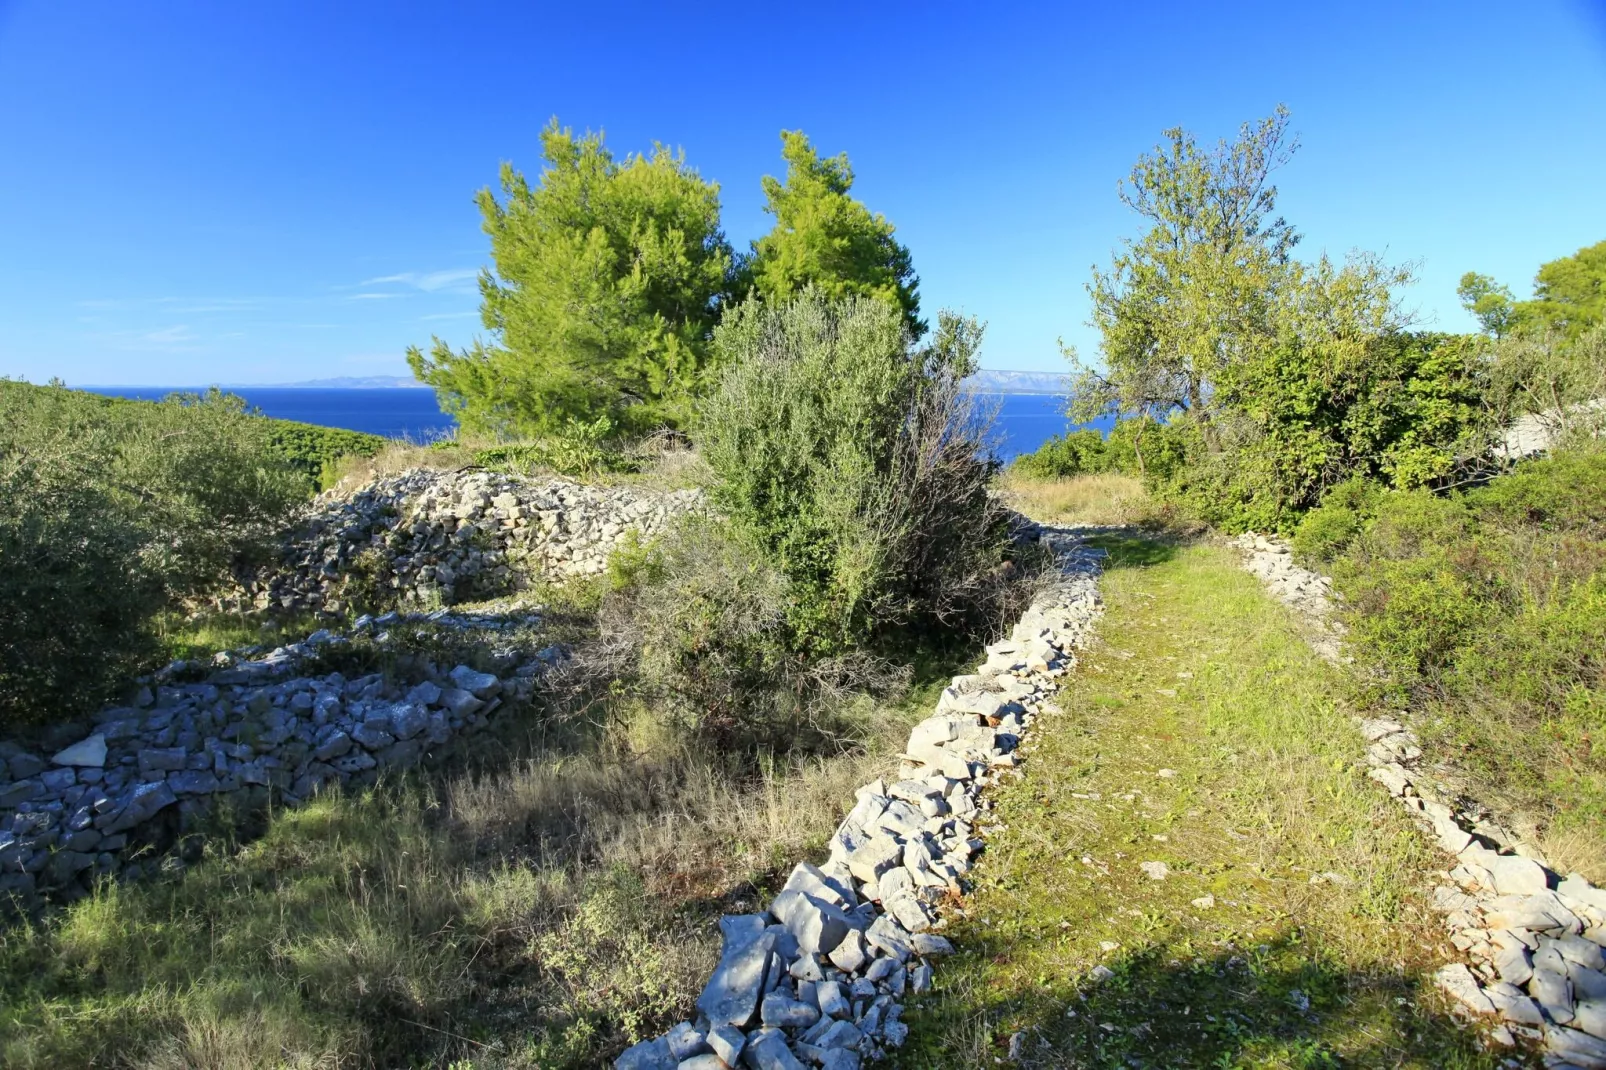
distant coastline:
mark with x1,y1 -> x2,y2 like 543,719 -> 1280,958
78,369 -> 1070,396
77,381 -> 1078,459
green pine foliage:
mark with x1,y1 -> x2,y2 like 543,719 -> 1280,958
1514,238 -> 1606,340
749,132 -> 924,338
408,120 -> 738,437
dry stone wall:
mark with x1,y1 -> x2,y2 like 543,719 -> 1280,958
615,529 -> 1106,1070
1232,533 -> 1606,1068
246,469 -> 703,614
0,613 -> 561,906
3,468 -> 702,909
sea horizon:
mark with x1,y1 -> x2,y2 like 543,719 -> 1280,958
81,383 -> 1093,460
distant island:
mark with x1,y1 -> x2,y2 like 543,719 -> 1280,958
264,375 -> 433,389
228,369 -> 1071,395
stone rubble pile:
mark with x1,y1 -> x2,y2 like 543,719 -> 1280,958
1234,534 -> 1606,1068
246,468 -> 703,613
0,610 -> 563,903
616,529 -> 1106,1070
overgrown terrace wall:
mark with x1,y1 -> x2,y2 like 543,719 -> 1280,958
246,469 -> 703,614
615,530 -> 1106,1070
0,609 -> 562,904
1233,533 -> 1606,1067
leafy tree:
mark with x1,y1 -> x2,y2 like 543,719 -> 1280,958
1075,106 -> 1301,451
749,131 -> 924,338
1513,238 -> 1606,339
409,120 -> 736,436
1457,271 -> 1515,337
1164,253 -> 1491,530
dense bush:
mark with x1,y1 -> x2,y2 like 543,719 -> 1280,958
1306,448 -> 1606,855
264,421 -> 384,488
697,293 -> 1012,655
1010,428 -> 1110,479
473,416 -> 637,479
1009,417 -> 1187,482
603,519 -> 795,738
1072,109 -> 1505,532
0,382 -> 305,726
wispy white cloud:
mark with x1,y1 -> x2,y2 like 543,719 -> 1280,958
85,324 -> 207,352
358,268 -> 480,294
141,325 -> 196,345
77,296 -> 266,313
348,292 -> 400,301
420,310 -> 478,322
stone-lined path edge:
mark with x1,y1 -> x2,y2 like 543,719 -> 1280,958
1233,533 -> 1606,1070
615,528 -> 1106,1070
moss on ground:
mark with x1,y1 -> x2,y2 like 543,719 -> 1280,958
897,542 -> 1519,1069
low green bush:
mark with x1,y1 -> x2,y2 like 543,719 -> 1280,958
1009,417 -> 1186,483
264,421 -> 384,488
698,292 -> 1011,655
473,416 -> 636,479
1011,427 -> 1110,479
1290,478 -> 1381,563
603,518 -> 796,741
1318,448 -> 1606,860
0,382 -> 305,726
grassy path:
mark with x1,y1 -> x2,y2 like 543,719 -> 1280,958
898,539 -> 1512,1069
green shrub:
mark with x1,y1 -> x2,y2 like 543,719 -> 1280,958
263,421 -> 385,488
698,293 -> 1010,654
1325,448 -> 1606,862
1012,417 -> 1188,483
1291,478 -> 1381,563
0,439 -> 163,722
0,382 -> 305,726
603,518 -> 794,740
1010,428 -> 1109,479
473,416 -> 636,478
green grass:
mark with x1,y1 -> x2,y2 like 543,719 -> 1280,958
157,609 -> 330,665
0,613 -> 975,1069
897,543 -> 1512,1069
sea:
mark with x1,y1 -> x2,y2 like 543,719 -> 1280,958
88,387 -> 1097,462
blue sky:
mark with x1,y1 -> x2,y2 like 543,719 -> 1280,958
2,0 -> 1603,386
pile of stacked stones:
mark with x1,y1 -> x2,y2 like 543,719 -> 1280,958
247,468 -> 703,613
1233,535 -> 1606,1068
0,611 -> 563,904
615,530 -> 1105,1070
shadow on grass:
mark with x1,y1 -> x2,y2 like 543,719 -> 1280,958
1084,533 -> 1180,569
900,926 -> 1512,1069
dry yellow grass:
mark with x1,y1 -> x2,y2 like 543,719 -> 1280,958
324,436 -> 486,492
996,470 -> 1156,527
0,635 -> 947,1070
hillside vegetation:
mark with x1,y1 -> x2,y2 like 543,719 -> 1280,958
2,101 -> 1604,1070
1294,452 -> 1606,878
